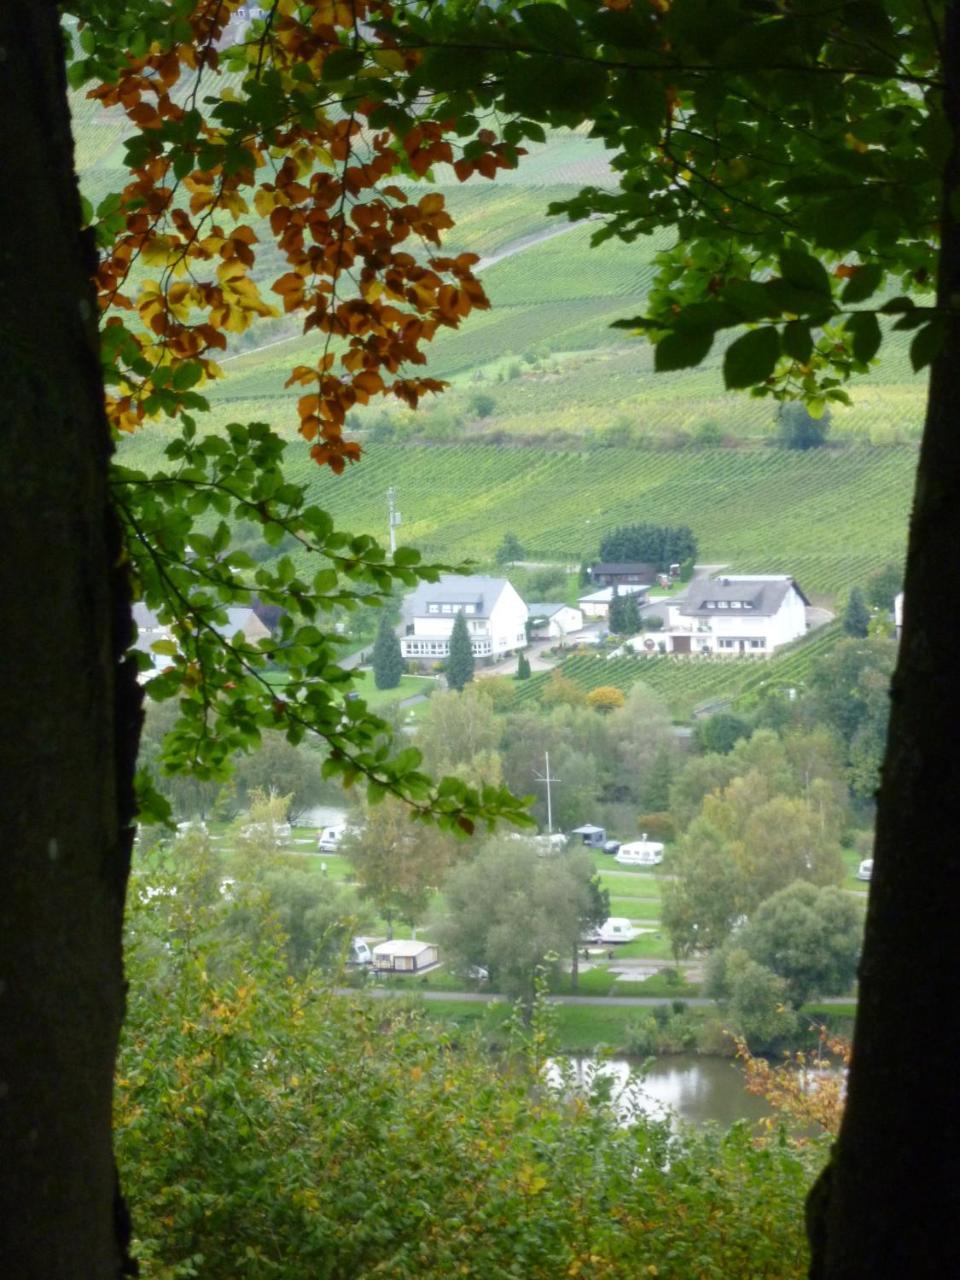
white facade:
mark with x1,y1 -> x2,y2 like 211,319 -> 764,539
400,575 -> 528,661
660,575 -> 808,656
578,584 -> 647,620
527,602 -> 584,638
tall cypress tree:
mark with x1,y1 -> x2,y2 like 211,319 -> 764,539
843,587 -> 871,638
446,610 -> 475,691
372,613 -> 404,689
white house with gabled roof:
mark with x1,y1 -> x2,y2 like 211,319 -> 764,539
527,601 -> 584,638
657,574 -> 809,656
400,574 -> 528,662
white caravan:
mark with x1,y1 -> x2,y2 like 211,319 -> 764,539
597,917 -> 638,944
317,824 -> 347,851
615,837 -> 664,867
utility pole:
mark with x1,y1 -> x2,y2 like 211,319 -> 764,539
533,750 -> 560,833
386,486 -> 401,554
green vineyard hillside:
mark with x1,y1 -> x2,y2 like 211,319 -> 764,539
511,624 -> 844,720
119,436 -> 914,599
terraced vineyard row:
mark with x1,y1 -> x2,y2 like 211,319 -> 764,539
509,624 -> 844,720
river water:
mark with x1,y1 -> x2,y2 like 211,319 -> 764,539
552,1055 -> 774,1129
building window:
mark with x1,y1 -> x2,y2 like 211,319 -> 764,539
441,603 -> 452,614
730,601 -> 742,609
705,601 -> 716,609
428,604 -> 439,615
717,601 -> 729,609
750,639 -> 765,649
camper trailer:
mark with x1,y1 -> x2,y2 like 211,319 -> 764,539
583,916 -> 638,945
615,837 -> 664,867
317,824 -> 347,852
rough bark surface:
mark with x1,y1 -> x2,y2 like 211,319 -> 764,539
0,4 -> 141,1276
808,6 -> 960,1275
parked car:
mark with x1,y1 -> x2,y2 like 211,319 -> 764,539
600,839 -> 621,855
857,858 -> 874,882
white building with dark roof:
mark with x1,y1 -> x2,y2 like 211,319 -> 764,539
527,602 -> 584,638
659,574 -> 809,656
578,583 -> 649,620
400,574 -> 528,662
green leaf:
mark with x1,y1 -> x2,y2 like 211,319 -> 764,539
654,328 -> 715,372
517,3 -> 582,53
846,311 -> 882,364
778,249 -> 831,298
723,280 -> 773,322
723,327 -> 781,389
322,47 -> 365,81
910,320 -> 945,372
782,320 -> 813,363
841,263 -> 884,304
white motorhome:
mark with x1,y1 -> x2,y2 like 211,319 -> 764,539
586,917 -> 638,944
615,837 -> 664,867
857,859 -> 874,882
317,824 -> 347,852
600,917 -> 638,944
349,937 -> 373,965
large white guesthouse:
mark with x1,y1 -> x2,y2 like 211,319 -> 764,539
659,574 -> 809,656
400,575 -> 528,663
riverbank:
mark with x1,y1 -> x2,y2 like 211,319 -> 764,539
363,988 -> 858,1056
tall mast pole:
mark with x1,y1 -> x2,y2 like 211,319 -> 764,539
533,750 -> 560,833
387,486 -> 397,555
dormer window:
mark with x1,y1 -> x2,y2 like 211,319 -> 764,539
717,601 -> 729,609
705,600 -> 716,609
428,603 -> 440,614
731,601 -> 742,609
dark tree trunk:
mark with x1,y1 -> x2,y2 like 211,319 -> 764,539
0,4 -> 141,1275
808,6 -> 960,1274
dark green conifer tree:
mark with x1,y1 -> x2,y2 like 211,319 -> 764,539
372,613 -> 404,690
446,610 -> 475,691
843,587 -> 871,638
517,652 -> 531,680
